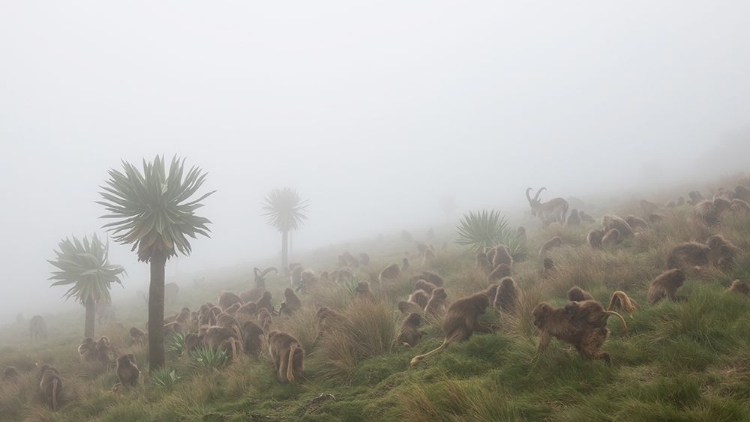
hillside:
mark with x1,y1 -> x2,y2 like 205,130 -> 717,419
1,179 -> 750,422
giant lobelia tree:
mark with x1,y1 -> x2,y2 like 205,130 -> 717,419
48,234 -> 125,338
97,156 -> 215,370
262,187 -> 308,274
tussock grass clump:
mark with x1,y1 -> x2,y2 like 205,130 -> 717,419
320,301 -> 398,380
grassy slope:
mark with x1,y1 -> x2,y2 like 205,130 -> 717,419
2,202 -> 750,421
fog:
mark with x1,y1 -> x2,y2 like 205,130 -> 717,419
1,2 -> 749,322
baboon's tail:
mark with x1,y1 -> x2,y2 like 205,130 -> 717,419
51,378 -> 59,411
607,291 -> 639,318
605,311 -> 628,333
410,340 -> 449,366
286,342 -> 297,383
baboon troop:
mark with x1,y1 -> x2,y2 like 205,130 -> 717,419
533,300 -> 626,363
567,286 -> 595,302
625,215 -> 649,231
706,234 -> 739,270
647,269 -> 685,305
38,364 -> 62,410
116,354 -> 139,387
267,331 -> 305,384
411,292 -> 491,366
693,197 -> 732,226
379,263 -> 402,282
203,326 -> 242,360
29,315 -> 47,343
397,313 -> 425,347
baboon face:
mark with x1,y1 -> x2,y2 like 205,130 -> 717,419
532,303 -> 552,327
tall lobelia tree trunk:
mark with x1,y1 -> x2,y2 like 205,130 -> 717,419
281,229 -> 289,275
84,297 -> 95,338
148,251 -> 167,371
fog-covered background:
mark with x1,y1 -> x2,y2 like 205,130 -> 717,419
1,2 -> 749,322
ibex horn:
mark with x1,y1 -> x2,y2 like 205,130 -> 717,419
533,187 -> 547,202
525,188 -> 534,203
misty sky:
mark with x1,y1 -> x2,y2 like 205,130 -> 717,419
1,2 -> 749,321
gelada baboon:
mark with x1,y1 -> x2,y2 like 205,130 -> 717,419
397,313 -> 425,347
414,279 -> 437,294
666,241 -> 709,269
280,288 -> 302,316
579,210 -> 596,224
410,291 -> 491,366
423,245 -> 437,265
488,264 -> 511,282
2,366 -> 19,382
219,292 -> 243,311
116,354 -> 139,387
398,300 -> 423,315
516,226 -> 527,245
256,291 -> 275,315
727,280 -> 749,296
184,333 -> 204,355
130,327 -> 146,345
359,252 -> 371,266
732,198 -> 750,213
607,291 -> 640,318
491,245 -> 513,268
601,229 -> 621,248
400,257 -> 410,272
379,263 -> 402,282
78,337 -> 97,362
424,287 -> 448,321
476,251 -> 493,274
539,237 -> 563,258
648,213 -> 663,224
29,315 -> 47,343
706,234 -> 739,270
355,281 -> 376,303
566,208 -> 581,227
204,326 -> 242,360
290,265 -> 304,289
602,215 -> 634,238
408,289 -> 430,309
257,308 -> 274,332
267,331 -> 305,383
38,364 -> 62,410
543,258 -> 556,277
567,286 -> 594,302
533,300 -> 626,363
241,321 -> 266,356
625,215 -> 648,231
315,307 -> 347,341
640,199 -> 659,215
587,229 -> 604,249
647,269 -> 685,305
494,277 -> 521,314
694,197 -> 731,226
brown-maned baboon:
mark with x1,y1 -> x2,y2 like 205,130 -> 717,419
401,257 -> 410,272
579,210 -> 596,224
398,300 -> 423,315
2,366 -> 19,382
476,251 -> 493,274
706,234 -> 740,270
280,288 -> 302,316
129,327 -> 146,346
539,237 -> 563,258
219,292 -> 243,311
640,199 -> 659,215
602,215 -> 634,238
492,246 -> 513,268
566,209 -> 581,227
410,291 -> 491,366
625,215 -> 649,231
587,229 -> 604,249
424,287 -> 448,321
532,301 -> 626,363
607,291 -> 640,318
184,333 -> 204,355
666,242 -> 709,269
488,264 -> 512,282
359,253 -> 371,266
494,277 -> 521,314
355,281 -> 376,303
727,280 -> 749,296
601,228 -> 621,248
543,258 -> 556,277
647,269 -> 685,305
39,365 -> 62,410
257,308 -> 273,332
567,286 -> 594,302
408,289 -> 430,309
116,354 -> 139,387
414,279 -> 437,295
256,291 -> 275,315
29,315 -> 47,343
241,321 -> 265,357
204,326 -> 242,360
267,331 -> 305,383
397,313 -> 425,347
379,263 -> 402,282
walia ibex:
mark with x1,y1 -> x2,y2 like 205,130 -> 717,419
526,187 -> 569,226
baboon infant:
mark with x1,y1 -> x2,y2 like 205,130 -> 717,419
410,291 -> 492,366
647,269 -> 685,305
267,331 -> 305,383
116,354 -> 139,387
397,313 -> 425,347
